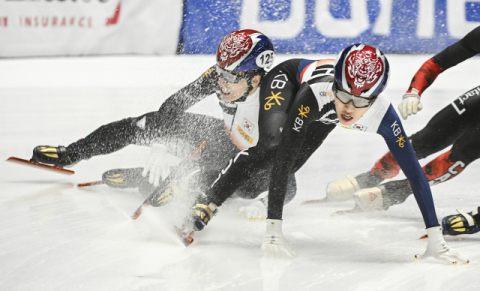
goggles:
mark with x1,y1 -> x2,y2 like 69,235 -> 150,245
333,82 -> 377,108
216,66 -> 248,84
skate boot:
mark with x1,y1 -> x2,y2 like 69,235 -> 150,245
442,207 -> 480,236
102,168 -> 155,195
32,144 -> 83,167
102,168 -> 144,188
189,202 -> 218,231
326,174 -> 360,201
148,181 -> 182,207
148,167 -> 203,207
353,186 -> 386,211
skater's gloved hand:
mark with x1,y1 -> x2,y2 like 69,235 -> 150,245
238,200 -> 267,220
398,91 -> 423,120
142,144 -> 180,187
415,226 -> 469,265
261,219 -> 295,259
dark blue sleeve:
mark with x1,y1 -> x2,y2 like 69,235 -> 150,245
377,105 -> 439,228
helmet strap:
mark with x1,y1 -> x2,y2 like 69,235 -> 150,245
235,70 -> 264,103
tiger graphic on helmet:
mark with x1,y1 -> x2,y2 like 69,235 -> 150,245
216,29 -> 275,72
346,48 -> 384,93
334,44 -> 390,98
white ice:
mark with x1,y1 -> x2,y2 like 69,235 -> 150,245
1,54 -> 479,291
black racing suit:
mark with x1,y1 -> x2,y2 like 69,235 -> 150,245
65,66 -> 296,202
205,59 -> 336,209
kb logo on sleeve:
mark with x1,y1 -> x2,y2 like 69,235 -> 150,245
293,105 -> 310,132
264,91 -> 284,110
391,120 -> 405,148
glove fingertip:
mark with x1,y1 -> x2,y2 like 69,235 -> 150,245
161,169 -> 169,181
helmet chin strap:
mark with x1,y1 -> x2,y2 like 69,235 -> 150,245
233,76 -> 255,103
235,70 -> 265,103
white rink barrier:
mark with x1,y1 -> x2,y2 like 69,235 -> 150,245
0,0 -> 182,57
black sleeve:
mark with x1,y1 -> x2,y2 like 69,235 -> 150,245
158,66 -> 219,116
78,67 -> 219,157
267,83 -> 322,220
433,25 -> 480,70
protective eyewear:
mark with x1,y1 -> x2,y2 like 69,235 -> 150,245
333,83 -> 376,108
216,66 -> 247,83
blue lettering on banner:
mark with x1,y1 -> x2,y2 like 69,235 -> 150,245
180,0 -> 480,54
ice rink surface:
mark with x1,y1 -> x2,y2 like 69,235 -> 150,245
1,54 -> 479,291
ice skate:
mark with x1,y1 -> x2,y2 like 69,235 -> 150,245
7,156 -> 75,175
32,145 -> 80,167
325,174 -> 360,201
442,207 -> 480,236
353,186 -> 386,211
331,186 -> 386,215
148,181 -> 182,207
173,224 -> 195,246
78,168 -> 156,194
102,168 -> 145,189
189,202 -> 218,231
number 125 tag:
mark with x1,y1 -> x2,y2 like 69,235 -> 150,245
256,50 -> 275,69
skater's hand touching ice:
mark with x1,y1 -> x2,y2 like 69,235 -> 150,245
415,226 -> 469,265
261,219 -> 295,259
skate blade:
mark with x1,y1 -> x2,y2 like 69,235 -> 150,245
173,225 -> 194,246
331,208 -> 363,216
77,181 -> 104,187
419,231 -> 446,239
301,197 -> 329,205
7,157 -> 74,175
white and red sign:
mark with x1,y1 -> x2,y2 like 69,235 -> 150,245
0,0 -> 182,57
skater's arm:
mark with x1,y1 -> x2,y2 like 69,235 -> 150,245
158,66 -> 219,116
408,26 -> 480,96
267,84 -> 322,220
377,105 -> 439,228
433,25 -> 480,71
